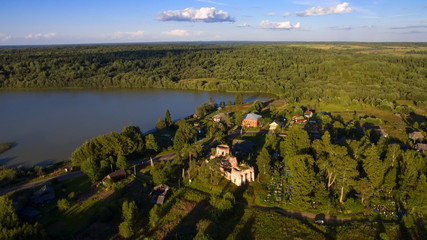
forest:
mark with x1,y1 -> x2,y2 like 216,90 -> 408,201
0,42 -> 426,101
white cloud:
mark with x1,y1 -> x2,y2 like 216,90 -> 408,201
197,0 -> 225,5
296,2 -> 352,16
110,30 -> 144,39
25,33 -> 57,39
158,7 -> 234,23
282,12 -> 291,17
163,29 -> 189,37
330,25 -> 352,30
267,12 -> 276,16
390,25 -> 427,30
237,23 -> 250,28
0,34 -> 12,42
259,20 -> 301,29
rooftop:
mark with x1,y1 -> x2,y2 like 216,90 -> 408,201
244,113 -> 262,121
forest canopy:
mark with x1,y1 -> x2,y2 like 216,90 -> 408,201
0,43 -> 426,101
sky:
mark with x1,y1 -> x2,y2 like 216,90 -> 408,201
0,0 -> 426,45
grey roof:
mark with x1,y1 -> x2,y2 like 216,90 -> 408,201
31,185 -> 55,204
409,132 -> 424,139
415,143 -> 427,152
149,184 -> 171,205
244,113 -> 262,121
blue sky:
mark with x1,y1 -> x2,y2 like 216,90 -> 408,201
0,0 -> 426,45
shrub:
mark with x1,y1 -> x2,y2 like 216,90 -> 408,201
57,198 -> 71,212
149,205 -> 161,227
67,192 -> 76,201
403,215 -> 414,229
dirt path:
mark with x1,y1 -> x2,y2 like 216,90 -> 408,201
250,205 -> 354,223
0,171 -> 84,196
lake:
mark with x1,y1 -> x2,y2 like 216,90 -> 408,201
0,89 -> 270,167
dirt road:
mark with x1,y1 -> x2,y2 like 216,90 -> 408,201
0,171 -> 84,196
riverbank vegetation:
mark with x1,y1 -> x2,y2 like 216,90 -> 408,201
0,143 -> 12,154
1,43 -> 426,102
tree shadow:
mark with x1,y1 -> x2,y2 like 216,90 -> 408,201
398,221 -> 411,239
164,200 -> 210,240
235,214 -> 255,240
218,203 -> 246,240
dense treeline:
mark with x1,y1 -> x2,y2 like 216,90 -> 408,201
0,43 -> 426,101
255,126 -> 427,217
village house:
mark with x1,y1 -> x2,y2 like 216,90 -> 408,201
210,145 -> 255,186
149,184 -> 171,205
242,113 -> 262,128
102,168 -> 127,184
304,110 -> 313,118
409,131 -> 424,142
31,185 -> 55,205
415,143 -> 427,153
374,126 -> 388,138
269,121 -> 281,131
292,114 -> 307,124
212,113 -> 226,123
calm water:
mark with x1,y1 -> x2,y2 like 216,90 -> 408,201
0,89 -> 269,167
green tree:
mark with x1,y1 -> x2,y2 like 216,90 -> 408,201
353,178 -> 374,205
362,145 -> 384,190
335,156 -> 358,204
0,196 -> 44,239
165,109 -> 172,127
122,124 -> 144,155
119,200 -> 137,238
280,126 -> 310,165
234,113 -> 244,126
209,193 -> 235,220
227,100 -> 232,106
57,198 -> 72,212
288,154 -> 316,208
313,131 -> 348,191
256,147 -> 271,175
145,134 -> 159,165
156,117 -> 167,130
250,100 -> 263,113
173,120 -> 197,150
81,158 -> 102,182
116,155 -> 129,169
151,164 -> 168,185
149,204 -> 161,227
235,93 -> 244,105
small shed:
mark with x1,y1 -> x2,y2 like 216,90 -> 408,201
415,143 -> 427,153
409,132 -> 424,141
269,121 -> 281,131
103,169 -> 127,183
149,184 -> 171,205
31,185 -> 55,205
304,111 -> 313,118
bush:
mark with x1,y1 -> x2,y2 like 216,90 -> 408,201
119,221 -> 133,239
67,192 -> 76,201
403,214 -> 414,229
209,193 -> 235,220
379,232 -> 389,240
149,205 -> 161,227
57,198 -> 71,212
